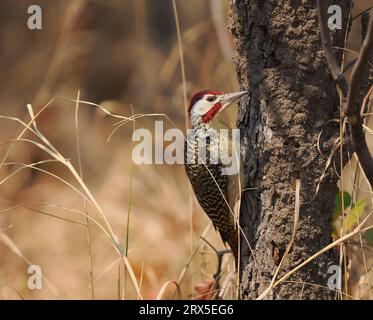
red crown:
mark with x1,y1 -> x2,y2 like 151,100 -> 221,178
188,90 -> 224,113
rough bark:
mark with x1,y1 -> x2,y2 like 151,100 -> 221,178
229,0 -> 351,299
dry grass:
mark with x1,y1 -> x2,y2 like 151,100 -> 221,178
0,0 -> 372,300
0,0 -> 236,300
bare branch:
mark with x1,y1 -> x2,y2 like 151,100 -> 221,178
362,11 -> 371,41
316,0 -> 349,97
343,16 -> 373,186
317,0 -> 373,187
345,16 -> 373,117
353,6 -> 373,22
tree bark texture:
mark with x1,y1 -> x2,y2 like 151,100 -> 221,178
229,0 -> 352,299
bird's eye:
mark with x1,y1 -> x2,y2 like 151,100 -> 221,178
207,96 -> 216,102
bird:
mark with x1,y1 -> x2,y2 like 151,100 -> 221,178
184,90 -> 247,268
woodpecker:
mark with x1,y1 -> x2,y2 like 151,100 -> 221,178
184,90 -> 247,267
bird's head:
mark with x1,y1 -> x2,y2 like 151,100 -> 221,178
188,90 -> 247,128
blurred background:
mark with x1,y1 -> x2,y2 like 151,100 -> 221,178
0,0 -> 371,299
0,0 -> 237,300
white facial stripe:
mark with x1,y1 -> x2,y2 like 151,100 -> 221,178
191,99 -> 214,116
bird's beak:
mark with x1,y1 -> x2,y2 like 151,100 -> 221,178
220,91 -> 248,111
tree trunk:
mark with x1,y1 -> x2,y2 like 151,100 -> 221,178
229,0 -> 351,299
